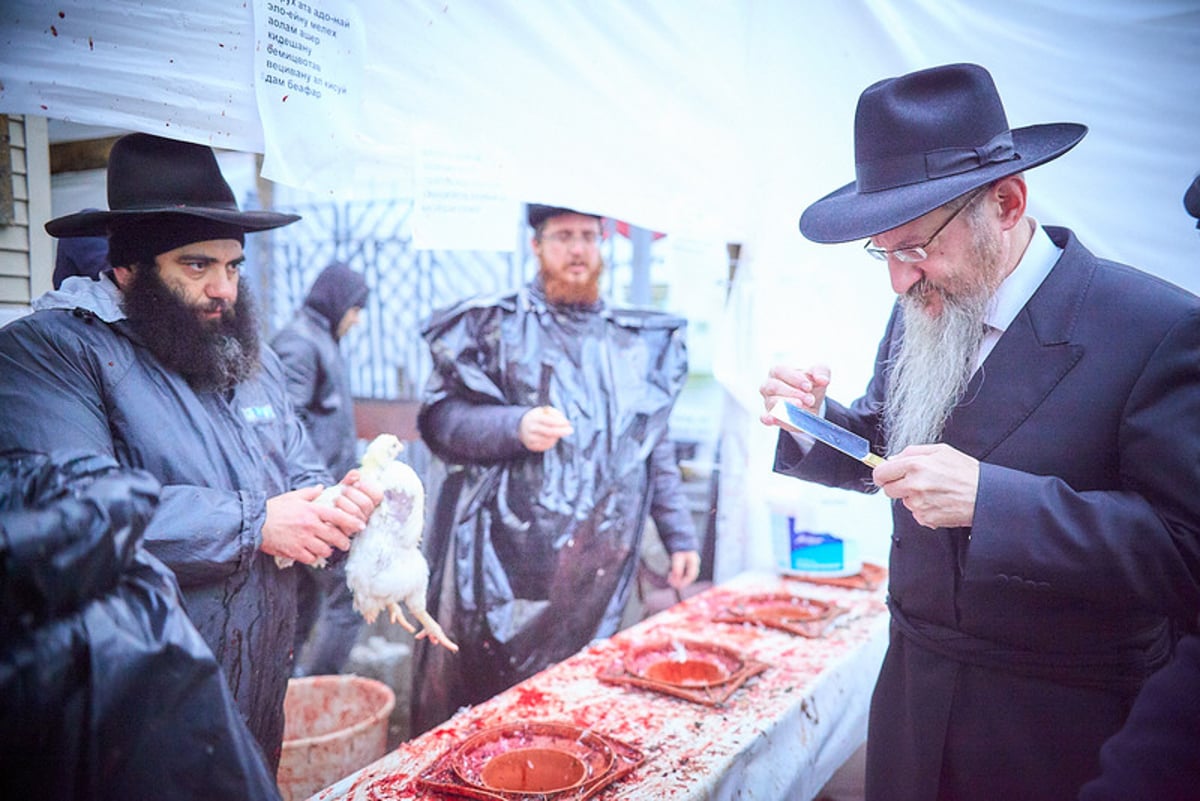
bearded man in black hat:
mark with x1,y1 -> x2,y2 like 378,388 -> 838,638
759,63 -> 1200,800
409,204 -> 701,733
0,133 -> 382,772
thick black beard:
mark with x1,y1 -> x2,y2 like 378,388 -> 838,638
121,265 -> 261,392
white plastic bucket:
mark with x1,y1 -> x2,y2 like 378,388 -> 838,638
769,488 -> 863,578
276,675 -> 395,801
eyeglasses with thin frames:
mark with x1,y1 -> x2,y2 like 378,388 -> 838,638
863,186 -> 988,263
540,230 -> 601,248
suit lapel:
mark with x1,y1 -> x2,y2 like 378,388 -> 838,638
941,230 -> 1090,459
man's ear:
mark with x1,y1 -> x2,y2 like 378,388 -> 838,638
112,265 -> 134,291
993,175 -> 1028,231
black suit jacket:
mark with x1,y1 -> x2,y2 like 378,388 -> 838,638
776,227 -> 1200,801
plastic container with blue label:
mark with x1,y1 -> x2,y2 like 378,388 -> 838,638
769,490 -> 863,578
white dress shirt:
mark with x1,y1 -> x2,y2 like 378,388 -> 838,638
976,218 -> 1060,370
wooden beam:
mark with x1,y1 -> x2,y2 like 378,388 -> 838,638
353,398 -> 421,442
0,115 -> 12,225
49,136 -> 120,174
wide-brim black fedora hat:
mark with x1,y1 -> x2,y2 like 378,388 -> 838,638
45,133 -> 299,238
799,63 -> 1087,244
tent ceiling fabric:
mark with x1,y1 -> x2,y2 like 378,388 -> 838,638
0,1 -> 265,150
2,1 -> 1197,280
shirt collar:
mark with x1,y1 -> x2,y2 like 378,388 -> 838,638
985,219 -> 1061,334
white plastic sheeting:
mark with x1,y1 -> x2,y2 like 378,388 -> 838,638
2,0 -> 1199,579
0,2 -> 263,150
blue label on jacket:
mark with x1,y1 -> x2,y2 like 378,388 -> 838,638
240,404 -> 277,424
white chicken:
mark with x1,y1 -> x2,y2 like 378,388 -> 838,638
275,434 -> 457,653
343,434 -> 458,652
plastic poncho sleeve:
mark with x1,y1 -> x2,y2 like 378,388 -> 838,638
648,434 -> 700,554
418,396 -> 533,465
423,395 -> 698,555
0,451 -> 281,801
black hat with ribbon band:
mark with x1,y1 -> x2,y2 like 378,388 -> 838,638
45,133 -> 299,240
799,63 -> 1087,244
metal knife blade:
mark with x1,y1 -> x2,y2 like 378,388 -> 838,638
767,400 -> 885,468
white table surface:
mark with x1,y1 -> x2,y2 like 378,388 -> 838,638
311,568 -> 889,801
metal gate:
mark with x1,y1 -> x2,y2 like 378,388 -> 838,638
266,198 -> 530,400
265,199 -> 631,401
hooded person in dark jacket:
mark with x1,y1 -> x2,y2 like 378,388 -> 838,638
0,450 -> 282,801
271,261 -> 370,676
273,262 -> 370,478
0,133 -> 382,772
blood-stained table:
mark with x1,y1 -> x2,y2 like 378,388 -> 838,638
311,569 -> 889,801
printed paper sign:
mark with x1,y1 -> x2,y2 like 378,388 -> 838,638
252,0 -> 364,193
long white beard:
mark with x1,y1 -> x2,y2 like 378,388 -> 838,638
884,288 -> 988,455
884,209 -> 1003,455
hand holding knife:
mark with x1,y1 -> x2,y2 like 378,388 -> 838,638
767,399 -> 885,468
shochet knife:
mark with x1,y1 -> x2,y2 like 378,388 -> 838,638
767,399 -> 885,468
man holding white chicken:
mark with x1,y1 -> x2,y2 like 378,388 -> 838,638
0,133 -> 382,772
412,203 -> 701,733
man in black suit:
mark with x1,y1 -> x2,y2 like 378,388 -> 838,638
760,64 -> 1200,800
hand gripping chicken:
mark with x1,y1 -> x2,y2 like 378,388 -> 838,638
276,434 -> 458,652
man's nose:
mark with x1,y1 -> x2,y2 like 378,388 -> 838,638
888,259 -> 924,296
207,269 -> 238,302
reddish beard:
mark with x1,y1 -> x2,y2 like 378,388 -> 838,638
542,268 -> 601,306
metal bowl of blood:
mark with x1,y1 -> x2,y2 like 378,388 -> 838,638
451,721 -> 614,794
731,593 -> 836,625
623,639 -> 744,688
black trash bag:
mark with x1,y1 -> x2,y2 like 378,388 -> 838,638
0,450 -> 281,801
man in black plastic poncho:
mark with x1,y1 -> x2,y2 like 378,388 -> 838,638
0,133 -> 381,773
411,204 -> 701,733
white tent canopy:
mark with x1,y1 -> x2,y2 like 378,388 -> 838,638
4,0 -> 1199,578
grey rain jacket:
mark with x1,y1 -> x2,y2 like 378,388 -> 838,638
271,306 -> 358,476
0,274 -> 331,772
270,263 -> 368,477
0,451 -> 281,801
410,278 -> 698,733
